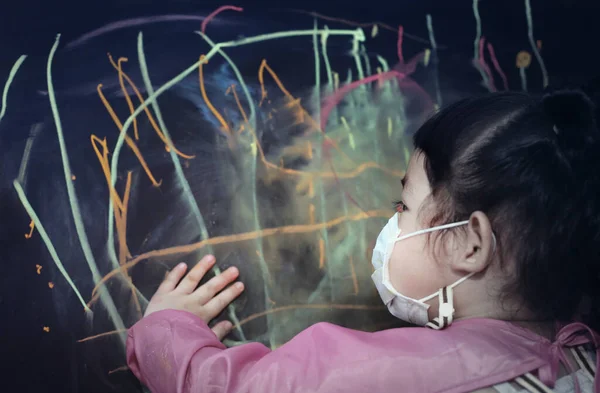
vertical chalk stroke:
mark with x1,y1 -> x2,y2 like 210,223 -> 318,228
0,55 -> 27,124
311,19 -> 334,303
13,181 -> 89,311
516,51 -> 532,92
312,19 -> 322,123
472,0 -> 491,91
361,44 -> 372,81
137,34 -> 209,252
17,123 -> 42,184
425,14 -> 442,108
196,32 -> 264,342
320,26 -> 338,125
359,35 -> 384,267
137,32 -> 247,340
524,0 -> 549,88
351,30 -> 366,82
46,34 -> 127,344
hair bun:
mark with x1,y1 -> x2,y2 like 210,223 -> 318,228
542,89 -> 598,152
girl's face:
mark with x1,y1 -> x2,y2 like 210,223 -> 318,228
387,153 -> 468,314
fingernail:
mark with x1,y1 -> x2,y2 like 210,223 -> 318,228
235,282 -> 244,290
229,266 -> 239,275
178,262 -> 187,269
205,255 -> 215,263
224,321 -> 233,330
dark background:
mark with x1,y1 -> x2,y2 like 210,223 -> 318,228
1,0 -> 598,392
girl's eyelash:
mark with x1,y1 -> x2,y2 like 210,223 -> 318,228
393,200 -> 408,213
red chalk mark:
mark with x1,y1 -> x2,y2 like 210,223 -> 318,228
322,50 -> 433,133
201,6 -> 243,33
397,25 -> 405,65
486,42 -> 509,91
393,50 -> 426,78
319,69 -> 407,214
478,37 -> 497,92
321,70 -> 404,131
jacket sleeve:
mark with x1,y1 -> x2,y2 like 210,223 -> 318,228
126,309 -> 381,393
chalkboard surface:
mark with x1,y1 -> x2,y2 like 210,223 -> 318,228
1,1 -> 597,392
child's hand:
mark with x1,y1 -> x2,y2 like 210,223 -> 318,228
144,255 -> 245,339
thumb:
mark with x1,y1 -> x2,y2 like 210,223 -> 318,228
211,320 -> 233,341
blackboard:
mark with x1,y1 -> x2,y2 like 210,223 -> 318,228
1,1 -> 597,392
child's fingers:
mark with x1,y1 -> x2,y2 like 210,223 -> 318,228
203,282 -> 245,319
211,320 -> 233,340
175,255 -> 216,294
193,266 -> 239,304
155,263 -> 187,295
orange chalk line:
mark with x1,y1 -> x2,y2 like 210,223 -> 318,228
106,54 -> 194,159
258,60 -> 294,106
252,61 -> 403,179
78,328 -> 128,342
227,84 -> 249,135
108,366 -> 129,375
227,75 -> 401,181
120,172 -> 133,264
88,209 -> 391,305
96,84 -> 162,187
113,56 -> 139,140
90,136 -> 142,315
199,55 -> 232,139
257,59 -> 358,168
349,255 -> 359,295
319,238 -> 325,269
77,303 -> 385,343
121,172 -> 142,316
24,219 -> 35,238
90,135 -> 130,262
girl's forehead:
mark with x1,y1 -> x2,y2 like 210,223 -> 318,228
404,153 -> 431,198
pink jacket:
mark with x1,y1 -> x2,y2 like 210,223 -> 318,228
126,309 -> 600,393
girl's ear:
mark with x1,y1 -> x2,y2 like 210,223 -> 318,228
452,211 -> 495,274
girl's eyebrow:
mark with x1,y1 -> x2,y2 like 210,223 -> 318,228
401,174 -> 412,194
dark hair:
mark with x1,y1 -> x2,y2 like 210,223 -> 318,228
413,88 -> 600,325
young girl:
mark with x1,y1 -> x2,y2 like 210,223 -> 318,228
126,89 -> 600,393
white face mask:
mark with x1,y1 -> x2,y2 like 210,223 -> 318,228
371,213 -> 495,330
